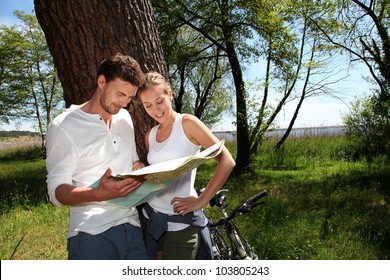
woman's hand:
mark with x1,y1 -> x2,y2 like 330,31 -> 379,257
171,196 -> 207,216
132,160 -> 145,171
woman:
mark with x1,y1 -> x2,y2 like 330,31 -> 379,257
137,71 -> 235,260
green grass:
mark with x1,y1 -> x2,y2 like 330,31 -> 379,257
233,167 -> 390,260
0,152 -> 48,213
0,203 -> 68,260
197,136 -> 390,260
0,146 -> 68,260
0,137 -> 389,260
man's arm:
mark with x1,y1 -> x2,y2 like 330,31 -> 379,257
54,167 -> 144,206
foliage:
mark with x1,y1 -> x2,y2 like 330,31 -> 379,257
0,130 -> 39,138
0,18 -> 29,124
343,94 -> 390,161
152,0 -> 359,173
152,4 -> 233,128
0,11 -> 64,136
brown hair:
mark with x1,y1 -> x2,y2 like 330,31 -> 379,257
97,53 -> 145,86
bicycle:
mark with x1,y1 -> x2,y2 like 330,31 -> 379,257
199,188 -> 268,260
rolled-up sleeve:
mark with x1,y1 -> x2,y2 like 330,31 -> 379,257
45,121 -> 78,207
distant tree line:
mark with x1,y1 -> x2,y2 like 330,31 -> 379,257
0,130 -> 40,138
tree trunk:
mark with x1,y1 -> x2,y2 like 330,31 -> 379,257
220,0 -> 252,173
33,0 -> 167,163
274,43 -> 315,151
227,46 -> 252,173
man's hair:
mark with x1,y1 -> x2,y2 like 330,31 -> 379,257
97,53 -> 145,86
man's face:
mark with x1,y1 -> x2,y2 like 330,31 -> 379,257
99,77 -> 138,115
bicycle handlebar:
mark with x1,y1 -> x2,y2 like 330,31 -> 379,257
230,190 -> 267,215
246,190 -> 268,206
210,189 -> 268,227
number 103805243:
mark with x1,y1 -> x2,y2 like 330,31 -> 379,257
215,266 -> 270,276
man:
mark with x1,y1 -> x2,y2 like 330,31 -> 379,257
46,53 -> 148,260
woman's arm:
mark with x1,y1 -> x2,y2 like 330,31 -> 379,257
171,114 -> 236,215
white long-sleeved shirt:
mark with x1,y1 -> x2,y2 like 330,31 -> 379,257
46,105 -> 140,238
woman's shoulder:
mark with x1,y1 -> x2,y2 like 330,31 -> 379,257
181,113 -> 212,145
181,113 -> 200,124
181,114 -> 203,131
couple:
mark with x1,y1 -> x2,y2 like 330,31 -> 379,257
45,53 -> 235,260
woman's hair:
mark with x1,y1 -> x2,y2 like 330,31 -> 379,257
97,53 -> 145,86
137,71 -> 172,96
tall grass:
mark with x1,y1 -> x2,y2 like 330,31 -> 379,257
0,146 -> 68,260
197,136 -> 390,260
0,147 -> 48,213
1,137 -> 389,259
0,203 -> 68,259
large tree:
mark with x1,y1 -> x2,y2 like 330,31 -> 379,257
152,0 -> 260,173
152,0 -> 346,172
33,0 -> 167,163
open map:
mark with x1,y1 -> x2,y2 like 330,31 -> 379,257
89,139 -> 224,208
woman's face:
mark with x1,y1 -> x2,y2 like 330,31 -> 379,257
140,85 -> 173,124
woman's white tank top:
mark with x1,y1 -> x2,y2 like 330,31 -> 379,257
146,113 -> 200,231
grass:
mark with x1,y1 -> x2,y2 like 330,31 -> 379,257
0,137 -> 389,260
0,146 -> 69,260
241,168 -> 390,260
0,203 -> 68,259
197,136 -> 390,260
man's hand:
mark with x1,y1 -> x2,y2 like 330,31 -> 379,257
54,167 -> 145,206
96,167 -> 144,201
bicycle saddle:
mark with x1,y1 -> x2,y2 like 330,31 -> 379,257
198,188 -> 228,208
210,193 -> 227,208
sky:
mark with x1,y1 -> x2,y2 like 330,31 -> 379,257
0,0 -> 372,131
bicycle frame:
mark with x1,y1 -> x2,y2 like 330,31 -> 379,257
201,188 -> 268,260
216,206 -> 257,259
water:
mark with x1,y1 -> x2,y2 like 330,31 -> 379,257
213,126 -> 347,142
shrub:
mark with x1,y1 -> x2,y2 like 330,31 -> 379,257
343,95 -> 390,161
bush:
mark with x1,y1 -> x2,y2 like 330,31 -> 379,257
343,95 -> 390,161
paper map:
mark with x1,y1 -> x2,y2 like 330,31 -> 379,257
89,140 -> 224,208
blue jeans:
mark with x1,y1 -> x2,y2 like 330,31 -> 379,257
67,223 -> 148,260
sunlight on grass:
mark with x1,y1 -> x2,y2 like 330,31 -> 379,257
0,203 -> 68,260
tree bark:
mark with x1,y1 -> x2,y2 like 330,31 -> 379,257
33,0 -> 167,163
274,40 -> 315,151
220,0 -> 252,173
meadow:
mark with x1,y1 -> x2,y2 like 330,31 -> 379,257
0,135 -> 389,260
